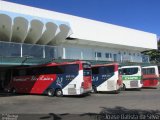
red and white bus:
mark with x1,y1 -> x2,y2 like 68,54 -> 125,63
91,63 -> 122,93
142,65 -> 159,88
5,61 -> 92,96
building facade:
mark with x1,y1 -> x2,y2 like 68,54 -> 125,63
0,1 -> 158,90
0,1 -> 158,65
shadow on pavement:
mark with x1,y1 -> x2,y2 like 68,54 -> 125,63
0,91 -> 91,98
0,92 -> 23,97
62,93 -> 91,98
142,87 -> 158,89
1,106 -> 160,120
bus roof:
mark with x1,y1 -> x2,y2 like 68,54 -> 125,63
45,60 -> 89,66
91,63 -> 118,67
120,65 -> 141,69
13,60 -> 89,70
142,65 -> 158,68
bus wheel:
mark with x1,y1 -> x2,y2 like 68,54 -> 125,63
114,90 -> 119,94
122,84 -> 126,91
11,88 -> 16,94
55,89 -> 63,97
91,86 -> 97,93
47,89 -> 54,97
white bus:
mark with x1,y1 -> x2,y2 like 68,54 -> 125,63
91,63 -> 122,93
119,65 -> 143,90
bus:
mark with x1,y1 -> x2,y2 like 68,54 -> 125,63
142,66 -> 159,88
91,63 -> 122,93
119,65 -> 143,90
5,61 -> 92,96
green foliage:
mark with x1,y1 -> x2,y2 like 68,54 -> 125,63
143,50 -> 160,63
142,39 -> 160,63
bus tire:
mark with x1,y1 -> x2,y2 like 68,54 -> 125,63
91,86 -> 97,93
47,89 -> 54,97
114,90 -> 120,94
122,84 -> 126,91
11,88 -> 16,94
55,89 -> 63,97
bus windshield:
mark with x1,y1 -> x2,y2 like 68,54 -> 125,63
92,65 -> 114,75
142,68 -> 155,75
121,67 -> 138,75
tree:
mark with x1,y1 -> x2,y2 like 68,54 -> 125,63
142,38 -> 160,63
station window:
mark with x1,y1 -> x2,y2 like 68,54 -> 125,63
105,53 -> 112,58
95,52 -> 102,58
110,53 -> 112,58
105,53 -> 109,58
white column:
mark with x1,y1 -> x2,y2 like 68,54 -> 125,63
120,54 -> 123,62
63,47 -> 66,59
81,51 -> 83,60
20,44 -> 22,57
95,52 -> 98,61
43,46 -> 45,58
130,55 -> 133,62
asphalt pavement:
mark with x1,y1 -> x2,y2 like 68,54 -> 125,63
0,88 -> 160,120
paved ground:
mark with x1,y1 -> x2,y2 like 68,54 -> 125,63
1,88 -> 160,120
0,87 -> 160,115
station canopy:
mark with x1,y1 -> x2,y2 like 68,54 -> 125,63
0,10 -> 72,45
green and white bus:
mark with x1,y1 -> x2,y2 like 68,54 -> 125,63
119,65 -> 143,90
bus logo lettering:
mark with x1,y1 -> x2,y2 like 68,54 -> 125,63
122,76 -> 141,80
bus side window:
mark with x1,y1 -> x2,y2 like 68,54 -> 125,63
26,68 -> 35,76
92,67 -> 99,74
122,69 -> 126,75
99,67 -> 105,75
32,68 -> 38,75
19,69 -> 27,76
64,64 -> 79,74
107,66 -> 114,75
13,70 -> 19,77
53,66 -> 64,74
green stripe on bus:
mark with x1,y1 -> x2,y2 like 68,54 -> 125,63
122,76 -> 141,80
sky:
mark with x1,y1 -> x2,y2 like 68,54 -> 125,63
3,0 -> 160,36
